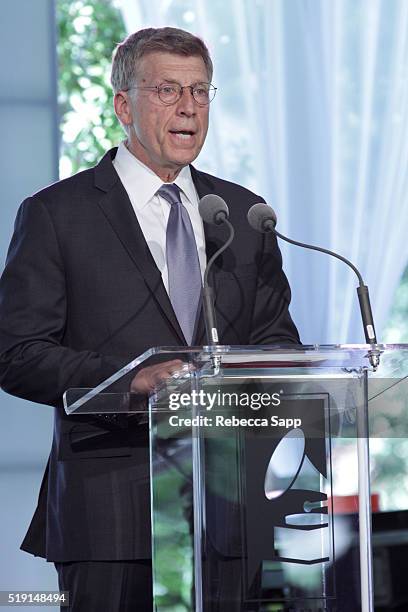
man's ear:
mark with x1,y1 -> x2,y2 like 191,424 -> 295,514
114,91 -> 133,128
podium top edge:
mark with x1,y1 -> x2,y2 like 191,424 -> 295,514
142,343 -> 407,354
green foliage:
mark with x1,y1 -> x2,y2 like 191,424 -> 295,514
57,0 -> 126,176
152,467 -> 193,610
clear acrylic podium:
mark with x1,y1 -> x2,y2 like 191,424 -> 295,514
64,344 -> 408,611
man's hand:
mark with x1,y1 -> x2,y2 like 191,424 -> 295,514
130,359 -> 186,395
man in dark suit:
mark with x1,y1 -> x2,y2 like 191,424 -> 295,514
0,27 -> 299,610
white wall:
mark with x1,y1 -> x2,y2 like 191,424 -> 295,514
0,0 -> 60,604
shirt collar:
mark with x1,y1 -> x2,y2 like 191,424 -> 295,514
113,141 -> 198,209
174,165 -> 198,207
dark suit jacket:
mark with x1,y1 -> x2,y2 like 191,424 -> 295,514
0,148 -> 299,561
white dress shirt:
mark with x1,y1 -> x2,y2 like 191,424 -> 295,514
112,141 -> 206,293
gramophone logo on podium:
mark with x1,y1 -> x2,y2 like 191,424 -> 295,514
244,394 -> 335,601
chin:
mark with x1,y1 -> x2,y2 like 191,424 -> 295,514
170,154 -> 198,167
165,143 -> 202,167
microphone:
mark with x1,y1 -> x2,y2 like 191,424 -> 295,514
199,195 -> 235,346
247,202 -> 380,369
199,194 -> 229,225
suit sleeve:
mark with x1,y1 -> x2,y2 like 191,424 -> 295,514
249,231 -> 301,345
0,197 -> 126,407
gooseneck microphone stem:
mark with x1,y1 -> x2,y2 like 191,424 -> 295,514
272,226 -> 377,350
248,202 -> 380,369
273,227 -> 364,285
203,219 -> 235,345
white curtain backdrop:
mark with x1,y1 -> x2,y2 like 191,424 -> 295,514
118,0 -> 408,345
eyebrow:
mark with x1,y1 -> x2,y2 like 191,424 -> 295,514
160,79 -> 209,85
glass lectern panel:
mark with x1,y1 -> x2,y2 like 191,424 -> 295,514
63,345 -> 408,612
149,359 -> 368,611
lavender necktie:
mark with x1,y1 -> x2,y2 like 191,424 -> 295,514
157,183 -> 202,344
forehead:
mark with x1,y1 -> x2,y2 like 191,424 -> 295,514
137,52 -> 209,83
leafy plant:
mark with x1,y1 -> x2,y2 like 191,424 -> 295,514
57,0 -> 126,177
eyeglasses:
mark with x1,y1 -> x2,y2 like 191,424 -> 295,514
124,82 -> 217,106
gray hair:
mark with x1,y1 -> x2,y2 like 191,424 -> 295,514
111,27 -> 213,93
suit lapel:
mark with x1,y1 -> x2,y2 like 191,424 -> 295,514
95,149 -> 186,344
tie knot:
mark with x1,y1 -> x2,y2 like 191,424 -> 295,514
157,183 -> 182,207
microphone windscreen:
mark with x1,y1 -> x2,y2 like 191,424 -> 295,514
199,194 -> 229,225
247,203 -> 277,233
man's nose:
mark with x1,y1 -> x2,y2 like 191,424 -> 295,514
176,87 -> 196,115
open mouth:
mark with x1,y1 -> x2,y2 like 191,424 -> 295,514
169,130 -> 195,140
